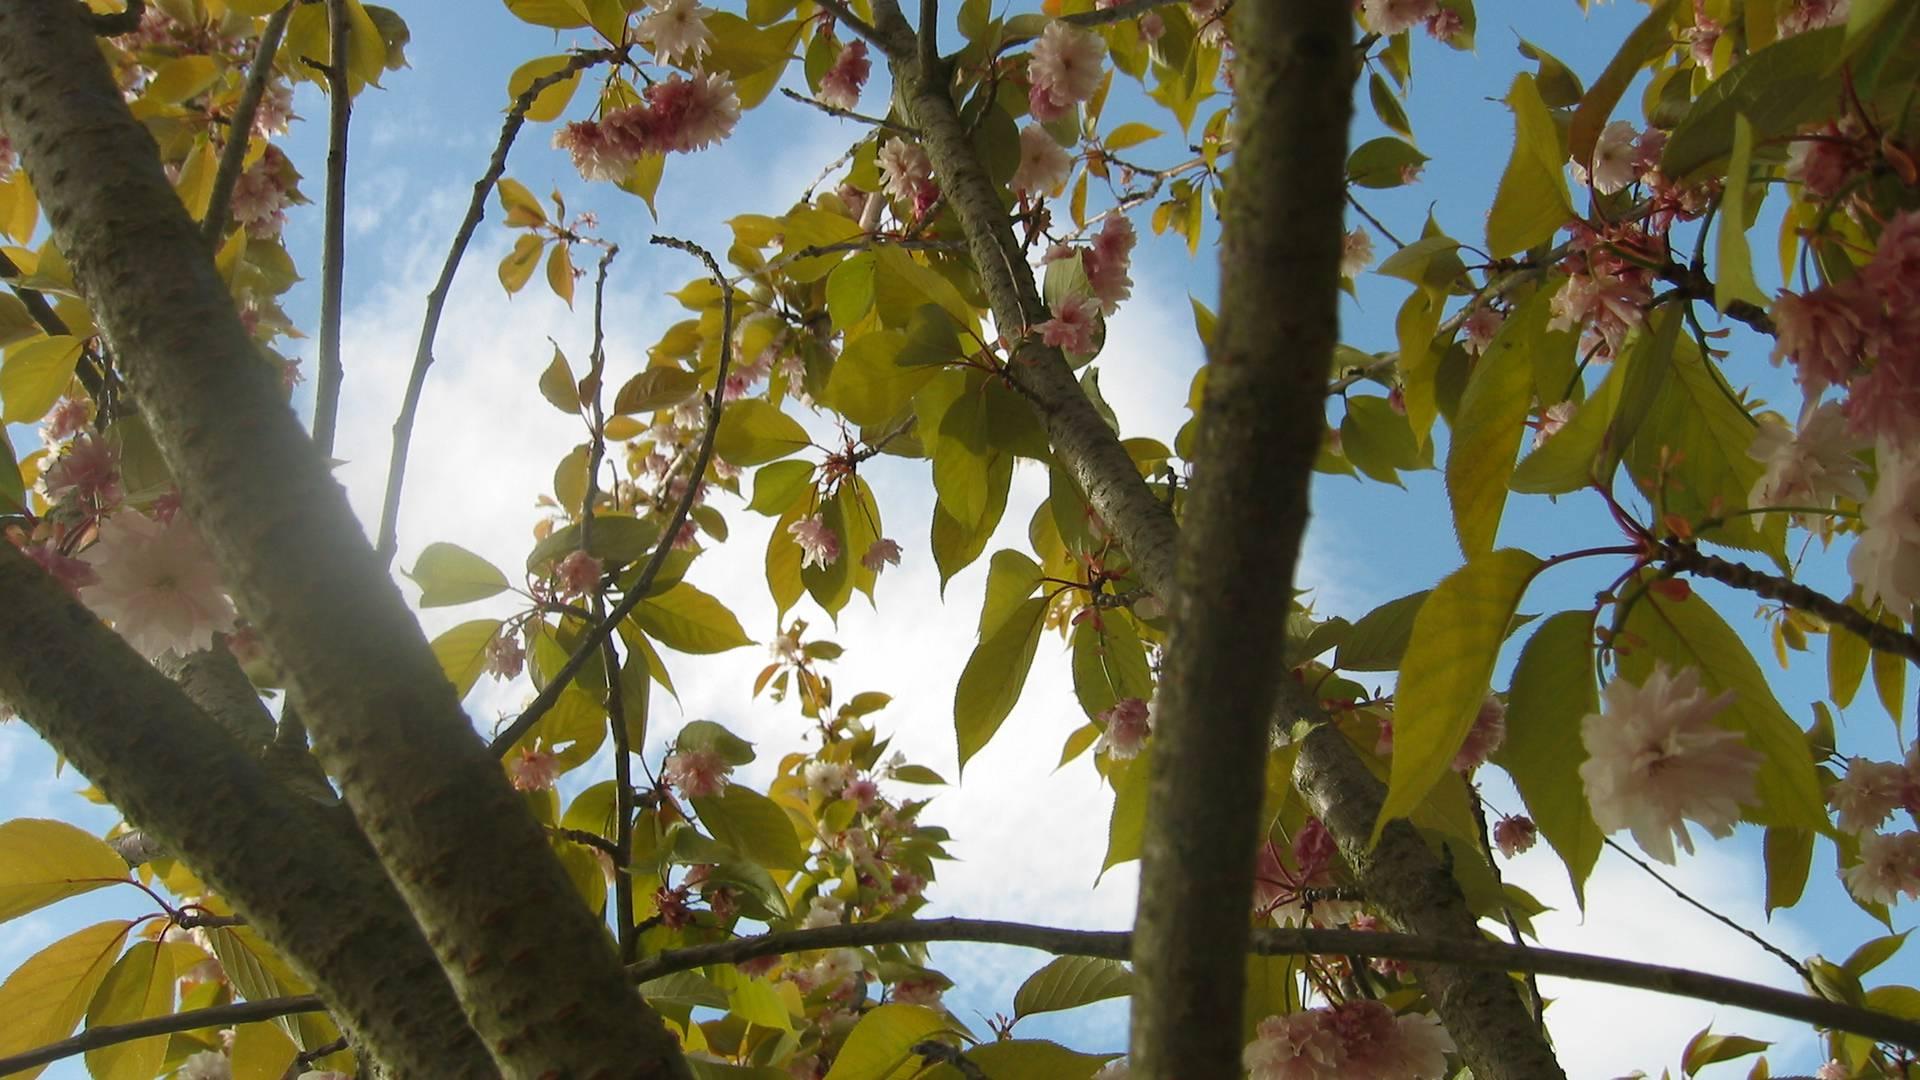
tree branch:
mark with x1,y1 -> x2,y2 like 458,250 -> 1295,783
624,919 -> 1920,1053
0,994 -> 325,1077
1660,538 -> 1920,666
308,0 -> 351,455
1128,0 -> 1353,1073
374,46 -> 626,566
489,236 -> 736,761
203,2 -> 293,241
0,6 -> 687,1075
814,0 -> 902,57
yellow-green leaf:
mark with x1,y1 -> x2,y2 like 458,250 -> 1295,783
0,819 -> 129,925
614,367 -> 701,415
429,619 -> 504,699
825,330 -> 935,429
408,542 -> 511,607
144,56 -> 220,104
1446,284 -> 1550,556
1873,613 -> 1906,734
1104,122 -> 1161,151
538,345 -> 580,412
1377,549 -> 1541,839
1829,606 -> 1870,708
691,785 -> 807,870
962,1040 -> 1116,1080
1,335 -> 83,423
506,54 -> 583,123
1496,610 -> 1603,906
823,1004 -> 954,1080
779,206 -> 863,283
1487,73 -> 1573,259
230,1020 -> 299,1080
955,596 -> 1047,768
547,241 -> 577,307
1102,750 -> 1149,871
84,941 -> 174,1080
1763,825 -> 1813,916
499,233 -> 544,294
0,920 -> 134,1080
713,399 -> 811,466
1567,0 -> 1682,168
1012,957 -> 1131,1018
1714,114 -> 1769,312
632,582 -> 752,655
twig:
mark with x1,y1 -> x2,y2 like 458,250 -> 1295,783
1468,786 -> 1547,1032
1657,260 -> 1778,336
1604,835 -> 1811,980
488,236 -> 735,758
624,919 -> 1920,1052
1659,538 -> 1920,667
0,249 -> 106,398
779,87 -> 916,133
1346,192 -> 1407,251
373,46 -> 626,566
204,2 -> 294,241
1059,0 -> 1173,29
85,0 -> 143,36
725,229 -> 952,287
817,0 -> 899,56
309,0 -> 352,455
0,994 -> 324,1076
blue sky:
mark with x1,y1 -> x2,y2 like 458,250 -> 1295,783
3,1 -> 1914,1077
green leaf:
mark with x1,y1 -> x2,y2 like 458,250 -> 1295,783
1496,610 -> 1603,906
826,252 -> 877,330
931,450 -> 1011,589
1368,71 -> 1413,139
1517,38 -> 1585,108
676,719 -> 756,765
613,367 -> 701,415
632,583 -> 753,655
824,330 -> 934,428
1345,136 -> 1429,189
84,941 -> 174,1080
408,542 -> 511,607
1714,114 -> 1769,312
822,1004 -> 954,1080
429,619 -> 504,699
749,460 -> 816,517
1378,549 -> 1540,838
0,920 -> 134,1080
1102,750 -> 1149,871
1340,394 -> 1426,486
1105,121 -> 1162,151
1012,957 -> 1132,1019
1446,283 -> 1550,556
1,335 -> 83,423
1873,617 -> 1906,734
979,549 -> 1043,640
1620,582 -> 1827,829
0,819 -> 129,925
713,399 -> 811,466
1842,930 -> 1910,977
527,514 -> 663,571
961,1040 -> 1116,1080
1334,591 -> 1429,672
505,54 -> 582,122
1071,617 -> 1153,720
1763,826 -> 1813,916
1567,0 -> 1682,169
779,206 -> 863,283
1487,73 -> 1573,259
1513,307 -> 1680,495
1829,605 -> 1870,708
1681,1029 -> 1770,1076
955,596 -> 1047,769
692,785 -> 806,871
498,233 -> 544,294
800,491 -> 853,616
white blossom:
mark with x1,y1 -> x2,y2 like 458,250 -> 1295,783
80,512 -> 237,659
1848,441 -> 1920,619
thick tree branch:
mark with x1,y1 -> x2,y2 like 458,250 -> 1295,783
0,994 -> 325,1077
1128,0 -> 1352,1072
1660,538 -> 1920,666
887,10 -> 1562,1078
203,2 -> 293,241
0,545 -> 493,1076
309,0 -> 351,455
374,46 -> 625,566
0,6 -> 688,1076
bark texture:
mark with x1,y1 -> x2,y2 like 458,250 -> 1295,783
1126,1 -> 1352,1072
0,546 -> 494,1077
0,5 -> 690,1076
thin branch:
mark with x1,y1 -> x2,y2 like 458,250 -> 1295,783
814,0 -> 899,56
0,249 -> 106,398
84,0 -> 144,36
1604,835 -> 1811,980
1659,538 -> 1920,667
373,45 -> 626,566
623,918 -> 1920,1053
309,0 -> 352,456
0,994 -> 325,1077
203,2 -> 293,241
1657,260 -> 1778,336
488,236 -> 736,759
778,87 -> 917,133
1059,0 -> 1173,28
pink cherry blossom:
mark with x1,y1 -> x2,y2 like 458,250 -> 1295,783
877,137 -> 935,206
1683,7 -> 1724,75
664,747 -> 732,798
553,120 -> 631,182
1829,757 -> 1910,835
819,40 -> 870,110
1777,0 -> 1850,37
1095,697 -> 1152,759
1865,210 -> 1920,309
1340,227 -> 1374,279
634,71 -> 741,154
1027,22 -> 1105,121
1746,403 -> 1868,517
789,514 -> 840,569
890,977 -> 944,1008
1533,400 -> 1577,447
1461,306 -> 1504,354
1786,121 -> 1866,201
1332,999 -> 1455,1080
1085,215 -> 1136,312
805,759 -> 854,797
177,1051 -> 232,1080
485,631 -> 525,680
1493,814 -> 1538,858
845,777 -> 880,809
1423,8 -> 1463,43
1189,0 -> 1230,44
0,128 -> 12,182
1040,294 -> 1101,355
1848,442 -> 1920,617
41,396 -> 91,443
1770,282 -> 1877,396
79,511 -> 237,659
638,0 -> 713,63
24,540 -> 98,596
861,538 -> 902,573
1453,695 -> 1506,772
1841,359 -> 1920,445
1815,1061 -> 1850,1080
1243,1011 -> 1344,1080
1841,829 -> 1920,904
555,550 -> 602,596
1012,124 -> 1072,198
41,433 -> 123,512
1359,0 -> 1440,36
1578,662 -> 1762,864
229,146 -> 296,237
507,747 -> 558,792
1579,121 -> 1641,195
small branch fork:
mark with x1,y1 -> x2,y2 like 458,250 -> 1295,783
488,236 -> 735,759
373,45 -> 627,566
10,917 -> 1913,1076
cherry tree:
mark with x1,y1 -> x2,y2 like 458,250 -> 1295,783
0,0 -> 1916,1077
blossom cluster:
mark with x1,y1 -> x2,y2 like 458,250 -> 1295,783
1826,750 -> 1920,904
1243,999 -> 1454,1080
554,72 -> 742,181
